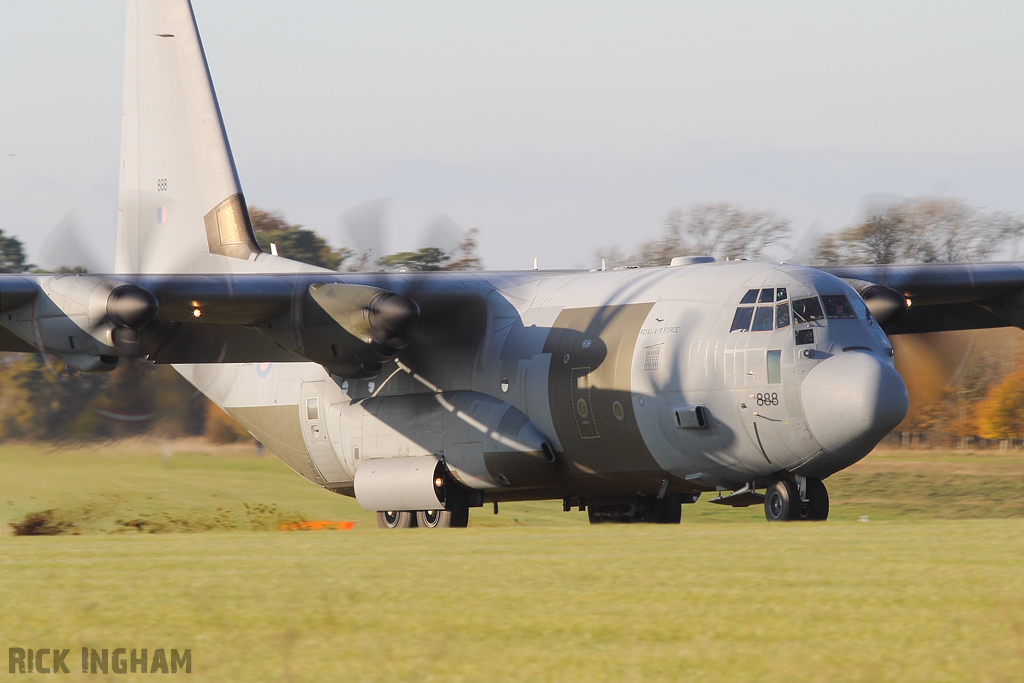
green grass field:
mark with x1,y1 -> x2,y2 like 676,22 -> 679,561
2,443 -> 1023,682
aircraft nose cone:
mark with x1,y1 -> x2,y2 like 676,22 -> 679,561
799,352 -> 908,476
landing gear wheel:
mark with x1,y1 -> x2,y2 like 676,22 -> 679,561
377,511 -> 416,529
794,479 -> 830,521
764,480 -> 799,522
417,506 -> 469,528
805,478 -> 829,521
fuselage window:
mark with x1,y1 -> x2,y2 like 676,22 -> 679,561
792,297 -> 825,324
776,302 -> 791,328
822,295 -> 857,319
795,328 -> 814,345
731,307 -> 754,332
766,349 -> 782,384
740,289 -> 759,304
758,288 -> 775,303
752,306 -> 774,331
306,396 -> 319,421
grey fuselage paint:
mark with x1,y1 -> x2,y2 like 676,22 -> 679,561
173,259 -> 901,504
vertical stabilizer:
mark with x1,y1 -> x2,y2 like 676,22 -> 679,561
116,0 -> 261,274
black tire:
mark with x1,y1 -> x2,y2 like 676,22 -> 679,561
764,480 -> 798,522
377,510 -> 416,529
417,506 -> 469,528
805,478 -> 829,521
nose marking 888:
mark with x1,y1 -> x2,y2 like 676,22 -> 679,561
753,392 -> 779,407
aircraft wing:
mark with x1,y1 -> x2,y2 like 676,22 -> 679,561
0,271 -> 478,374
6,262 -> 1024,366
821,262 -> 1024,334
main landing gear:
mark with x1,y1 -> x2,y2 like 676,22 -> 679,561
377,510 -> 416,528
376,504 -> 470,529
764,477 -> 829,522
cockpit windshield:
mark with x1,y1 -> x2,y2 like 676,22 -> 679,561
731,287 -> 791,332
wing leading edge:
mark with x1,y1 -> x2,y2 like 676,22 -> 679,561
822,262 -> 1024,334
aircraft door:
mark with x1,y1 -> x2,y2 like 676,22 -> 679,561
299,381 -> 349,484
740,348 -> 789,466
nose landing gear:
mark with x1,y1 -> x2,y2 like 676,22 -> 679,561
764,478 -> 829,521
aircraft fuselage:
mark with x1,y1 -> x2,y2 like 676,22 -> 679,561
176,259 -> 908,512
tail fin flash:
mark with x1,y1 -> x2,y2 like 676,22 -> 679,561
116,0 -> 261,273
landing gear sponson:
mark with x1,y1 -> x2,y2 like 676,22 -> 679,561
764,477 -> 829,522
573,494 -> 699,524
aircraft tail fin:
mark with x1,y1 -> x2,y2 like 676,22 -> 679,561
116,0 -> 262,274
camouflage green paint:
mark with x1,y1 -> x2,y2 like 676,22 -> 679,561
542,304 -> 662,477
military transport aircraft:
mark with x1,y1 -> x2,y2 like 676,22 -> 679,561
3,0 -> 1023,527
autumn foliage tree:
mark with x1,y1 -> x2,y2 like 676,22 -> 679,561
974,366 -> 1024,440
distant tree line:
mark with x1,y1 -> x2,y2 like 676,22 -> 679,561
0,229 -> 32,273
0,354 -> 244,443
808,197 -> 1024,266
249,207 -> 483,272
594,196 -> 1024,269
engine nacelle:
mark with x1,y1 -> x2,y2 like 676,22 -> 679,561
0,275 -> 158,368
353,454 -> 447,511
261,283 -> 421,379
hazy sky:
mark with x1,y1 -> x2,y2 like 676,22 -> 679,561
3,1 -> 1024,271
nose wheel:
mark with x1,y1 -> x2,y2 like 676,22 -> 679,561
764,479 -> 829,521
764,480 -> 798,521
796,478 -> 829,521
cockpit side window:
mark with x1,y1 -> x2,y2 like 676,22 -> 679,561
822,295 -> 857,319
730,307 -> 754,332
776,287 -> 787,301
792,297 -> 825,324
776,302 -> 791,328
740,289 -> 759,304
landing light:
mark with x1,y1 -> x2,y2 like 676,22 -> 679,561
192,308 -> 202,318
434,477 -> 444,488
905,297 -> 913,308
